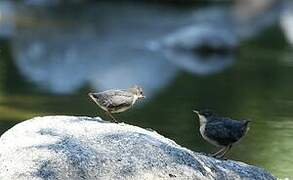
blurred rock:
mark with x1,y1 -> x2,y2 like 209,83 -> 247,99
13,0 -> 85,6
232,0 -> 281,39
148,1 -> 281,75
0,1 -> 15,37
0,0 -> 283,94
147,6 -> 236,53
7,2 -> 183,95
2,2 -> 236,95
0,116 -> 275,180
148,0 -> 281,50
161,50 -> 235,75
12,0 -> 233,7
151,24 -> 237,51
280,1 -> 293,46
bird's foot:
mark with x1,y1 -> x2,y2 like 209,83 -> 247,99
146,128 -> 156,132
199,152 -> 213,157
213,155 -> 228,160
105,112 -> 119,123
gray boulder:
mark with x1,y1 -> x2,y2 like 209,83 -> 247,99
0,116 -> 275,180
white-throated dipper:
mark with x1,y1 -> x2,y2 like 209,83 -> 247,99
193,109 -> 250,158
88,85 -> 145,122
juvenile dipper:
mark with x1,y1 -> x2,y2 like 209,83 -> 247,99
89,85 -> 145,122
193,109 -> 250,158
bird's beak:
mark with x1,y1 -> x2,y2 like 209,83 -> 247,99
192,110 -> 199,114
88,93 -> 95,100
139,95 -> 146,99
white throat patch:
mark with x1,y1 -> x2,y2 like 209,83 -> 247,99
198,114 -> 207,126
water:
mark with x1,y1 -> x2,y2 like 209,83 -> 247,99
0,1 -> 293,178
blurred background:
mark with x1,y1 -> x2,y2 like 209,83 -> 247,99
0,0 -> 292,178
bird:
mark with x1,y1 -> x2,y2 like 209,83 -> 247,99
88,85 -> 145,123
193,109 -> 250,158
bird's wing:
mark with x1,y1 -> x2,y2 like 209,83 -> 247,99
108,93 -> 133,108
96,90 -> 133,109
204,118 -> 244,146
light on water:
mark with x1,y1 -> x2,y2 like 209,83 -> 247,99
0,0 -> 293,179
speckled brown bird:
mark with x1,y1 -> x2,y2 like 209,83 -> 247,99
88,85 -> 145,122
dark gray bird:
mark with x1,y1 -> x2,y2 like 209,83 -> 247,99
88,85 -> 145,122
193,109 -> 250,158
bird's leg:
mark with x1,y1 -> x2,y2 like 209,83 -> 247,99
212,146 -> 227,157
218,144 -> 232,158
105,111 -> 119,123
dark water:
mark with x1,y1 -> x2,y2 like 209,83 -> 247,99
0,1 -> 293,178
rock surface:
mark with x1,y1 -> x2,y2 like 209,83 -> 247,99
0,116 -> 275,180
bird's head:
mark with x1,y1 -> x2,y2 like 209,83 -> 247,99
88,92 -> 100,103
88,92 -> 96,100
128,85 -> 145,99
193,109 -> 215,118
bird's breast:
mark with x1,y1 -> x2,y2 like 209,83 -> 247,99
199,123 -> 222,147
